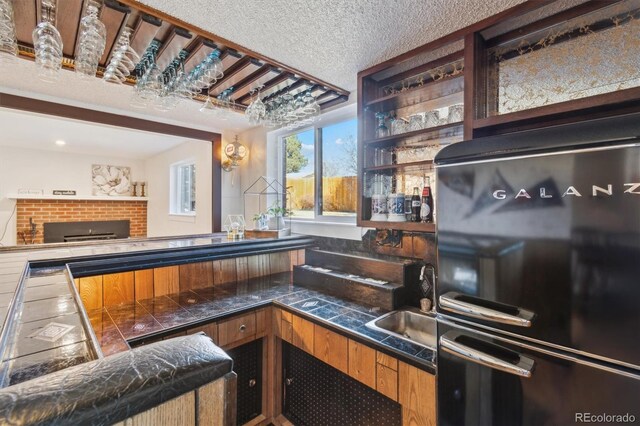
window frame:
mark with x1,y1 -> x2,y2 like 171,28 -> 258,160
280,112 -> 358,224
169,159 -> 197,216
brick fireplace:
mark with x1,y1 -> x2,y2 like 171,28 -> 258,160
16,199 -> 147,245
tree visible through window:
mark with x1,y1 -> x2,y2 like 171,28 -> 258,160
283,118 -> 357,219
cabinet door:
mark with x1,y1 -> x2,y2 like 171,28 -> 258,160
398,361 -> 436,426
314,325 -> 348,374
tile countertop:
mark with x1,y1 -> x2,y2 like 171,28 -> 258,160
0,235 -> 435,388
103,272 -> 437,374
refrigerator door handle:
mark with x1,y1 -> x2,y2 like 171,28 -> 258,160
440,331 -> 535,378
439,292 -> 535,327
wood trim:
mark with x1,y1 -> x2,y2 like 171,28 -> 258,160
0,93 -> 219,141
212,135 -> 222,233
463,32 -> 486,140
116,0 -> 349,96
485,0 -> 611,48
473,86 -> 640,131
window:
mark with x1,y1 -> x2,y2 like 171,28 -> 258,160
284,118 -> 357,220
170,161 -> 196,215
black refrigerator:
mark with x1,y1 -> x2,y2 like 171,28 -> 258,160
434,114 -> 640,426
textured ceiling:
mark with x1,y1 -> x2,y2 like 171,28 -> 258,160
0,108 -> 189,159
141,0 -> 527,92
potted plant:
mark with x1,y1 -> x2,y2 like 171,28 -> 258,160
252,212 -> 268,231
266,200 -> 291,230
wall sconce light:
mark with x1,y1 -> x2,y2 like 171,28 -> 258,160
222,135 -> 247,172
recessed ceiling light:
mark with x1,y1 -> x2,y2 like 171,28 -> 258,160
55,140 -> 66,146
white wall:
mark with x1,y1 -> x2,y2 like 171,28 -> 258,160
145,140 -> 212,237
0,145 -> 146,246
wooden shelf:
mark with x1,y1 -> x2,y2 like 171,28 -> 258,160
364,75 -> 464,112
363,160 -> 434,173
363,122 -> 463,146
7,194 -> 148,201
360,220 -> 436,233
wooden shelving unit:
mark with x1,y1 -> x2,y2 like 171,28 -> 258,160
357,0 -> 640,235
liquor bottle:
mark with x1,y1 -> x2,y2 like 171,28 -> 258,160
411,187 -> 421,222
421,176 -> 434,223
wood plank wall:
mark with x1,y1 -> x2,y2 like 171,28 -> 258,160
75,250 -> 305,309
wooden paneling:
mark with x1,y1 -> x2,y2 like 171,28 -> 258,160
377,364 -> 398,401
313,325 -> 348,374
124,391 -> 195,425
277,309 -> 293,343
399,361 -> 437,426
103,272 -> 135,307
213,258 -> 237,284
134,269 -> 154,300
377,351 -> 399,370
218,311 -> 256,347
297,249 -> 306,265
247,254 -> 270,279
196,379 -> 226,426
187,321 -> 218,344
291,315 -> 314,354
153,266 -> 180,296
269,252 -> 291,274
235,256 -> 248,281
79,276 -> 103,311
179,261 -> 214,291
347,339 -> 376,389
288,250 -> 300,270
379,349 -> 400,402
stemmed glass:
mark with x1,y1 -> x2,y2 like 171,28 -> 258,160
103,27 -> 139,84
75,1 -> 106,79
246,87 -> 266,125
32,0 -> 63,83
0,0 -> 18,66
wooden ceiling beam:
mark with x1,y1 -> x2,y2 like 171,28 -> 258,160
155,27 -> 192,70
232,67 -> 282,102
209,58 -> 263,97
207,56 -> 254,95
182,38 -> 216,74
129,13 -> 162,57
319,94 -> 349,110
58,0 -> 83,57
99,0 -> 131,66
236,72 -> 294,104
12,1 -> 37,46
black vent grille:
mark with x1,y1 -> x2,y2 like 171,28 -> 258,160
283,342 -> 402,426
226,338 -> 263,425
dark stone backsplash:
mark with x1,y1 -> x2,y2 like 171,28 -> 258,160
312,231 -> 437,266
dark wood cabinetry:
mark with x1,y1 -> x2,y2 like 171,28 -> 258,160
357,0 -> 640,232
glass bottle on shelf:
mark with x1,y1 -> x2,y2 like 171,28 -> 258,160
421,176 -> 434,223
375,112 -> 389,138
411,187 -> 421,222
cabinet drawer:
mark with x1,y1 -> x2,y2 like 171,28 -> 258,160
218,312 -> 256,347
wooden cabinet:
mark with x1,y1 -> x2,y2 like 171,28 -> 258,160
218,311 -> 257,348
398,361 -> 436,426
314,325 -> 348,374
291,314 -> 314,354
347,339 -> 377,389
281,314 -> 435,425
376,351 -> 399,402
187,321 -> 218,344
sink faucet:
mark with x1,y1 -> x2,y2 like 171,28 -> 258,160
419,264 -> 436,312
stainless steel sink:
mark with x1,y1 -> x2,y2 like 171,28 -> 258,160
365,307 -> 437,349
